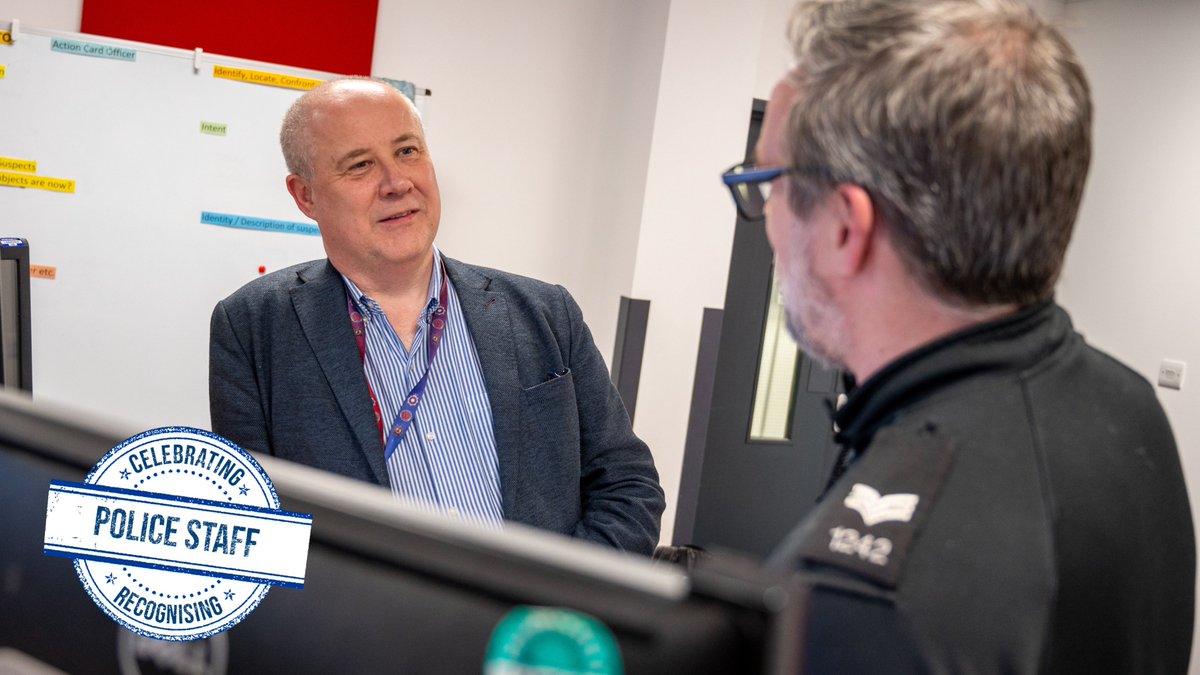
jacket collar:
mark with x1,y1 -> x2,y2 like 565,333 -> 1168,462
832,299 -> 1071,452
292,259 -> 389,484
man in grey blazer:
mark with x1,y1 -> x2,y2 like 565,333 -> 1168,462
209,78 -> 664,555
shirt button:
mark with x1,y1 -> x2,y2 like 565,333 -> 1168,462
426,432 -> 436,441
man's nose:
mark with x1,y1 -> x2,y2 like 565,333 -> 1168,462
378,160 -> 413,196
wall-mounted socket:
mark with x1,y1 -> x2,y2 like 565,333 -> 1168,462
1158,359 -> 1186,391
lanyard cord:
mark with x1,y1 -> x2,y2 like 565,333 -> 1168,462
347,264 -> 450,461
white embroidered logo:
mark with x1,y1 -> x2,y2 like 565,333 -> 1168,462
843,483 -> 919,526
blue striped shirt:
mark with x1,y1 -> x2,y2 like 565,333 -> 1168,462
341,248 -> 504,527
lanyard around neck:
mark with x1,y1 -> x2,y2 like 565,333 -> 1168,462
347,264 -> 450,461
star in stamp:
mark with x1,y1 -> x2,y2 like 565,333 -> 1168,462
42,427 -> 312,641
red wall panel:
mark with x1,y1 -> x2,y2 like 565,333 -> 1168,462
81,0 -> 379,75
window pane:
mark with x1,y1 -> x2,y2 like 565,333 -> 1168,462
749,273 -> 800,441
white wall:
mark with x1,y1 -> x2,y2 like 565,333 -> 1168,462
755,0 -> 800,99
1057,1 -> 1200,670
0,0 -> 79,31
370,1 -> 671,361
627,0 -> 781,541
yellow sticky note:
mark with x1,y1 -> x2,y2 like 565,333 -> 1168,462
0,157 -> 36,173
0,171 -> 76,193
30,265 -> 56,280
0,65 -> 6,78
0,31 -> 11,46
212,65 -> 321,91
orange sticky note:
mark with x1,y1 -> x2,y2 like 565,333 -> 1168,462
30,265 -> 56,280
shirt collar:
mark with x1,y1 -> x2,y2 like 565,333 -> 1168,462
340,246 -> 444,318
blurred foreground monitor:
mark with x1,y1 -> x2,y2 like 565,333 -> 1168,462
0,390 -> 805,674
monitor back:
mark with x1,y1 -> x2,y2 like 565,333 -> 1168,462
0,391 -> 803,674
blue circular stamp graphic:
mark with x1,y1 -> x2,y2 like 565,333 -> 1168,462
43,427 -> 312,641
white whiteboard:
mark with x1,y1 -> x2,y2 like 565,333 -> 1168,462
0,24 -> 420,429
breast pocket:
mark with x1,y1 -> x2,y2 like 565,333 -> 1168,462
519,371 -> 582,523
521,370 -> 580,448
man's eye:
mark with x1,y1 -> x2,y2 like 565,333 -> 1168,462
399,146 -> 418,157
349,160 -> 371,171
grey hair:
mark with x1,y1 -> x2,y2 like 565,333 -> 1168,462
785,0 -> 1092,307
279,76 -> 419,179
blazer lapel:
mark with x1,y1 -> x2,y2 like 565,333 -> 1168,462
444,257 -> 523,514
291,261 -> 388,485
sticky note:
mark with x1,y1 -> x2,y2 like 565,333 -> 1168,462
200,121 -> 228,136
1,31 -> 11,46
0,65 -> 6,78
201,211 -> 319,236
212,66 -> 321,91
0,171 -> 75,193
50,37 -> 136,62
379,78 -> 417,102
0,157 -> 36,173
30,265 -> 56,280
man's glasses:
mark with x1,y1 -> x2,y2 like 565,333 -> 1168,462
721,163 -> 796,221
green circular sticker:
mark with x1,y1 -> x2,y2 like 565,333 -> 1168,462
485,606 -> 622,675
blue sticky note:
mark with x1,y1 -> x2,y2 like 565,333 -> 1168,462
379,78 -> 417,103
201,211 -> 319,237
50,38 -> 137,62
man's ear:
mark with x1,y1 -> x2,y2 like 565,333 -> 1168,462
831,183 -> 876,275
285,174 -> 317,220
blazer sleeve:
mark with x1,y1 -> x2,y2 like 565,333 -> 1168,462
209,299 -> 272,456
556,286 -> 665,554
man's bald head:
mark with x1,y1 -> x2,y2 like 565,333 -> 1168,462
280,77 -> 422,179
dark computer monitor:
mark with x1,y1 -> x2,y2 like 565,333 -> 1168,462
0,391 -> 805,674
0,238 -> 32,392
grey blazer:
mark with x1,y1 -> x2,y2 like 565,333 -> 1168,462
209,256 -> 664,554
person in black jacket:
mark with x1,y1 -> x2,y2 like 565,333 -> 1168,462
723,0 -> 1195,671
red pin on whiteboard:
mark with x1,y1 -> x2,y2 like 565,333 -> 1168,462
258,265 -> 266,274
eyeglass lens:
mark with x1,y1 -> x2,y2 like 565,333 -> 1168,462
736,181 -> 771,220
